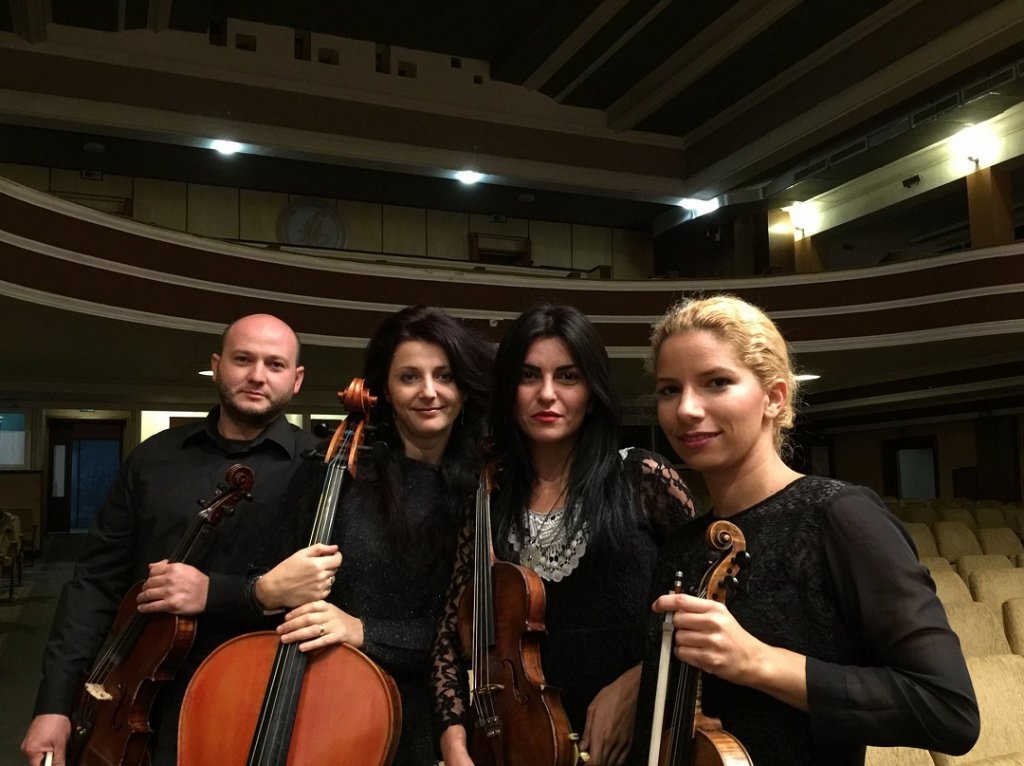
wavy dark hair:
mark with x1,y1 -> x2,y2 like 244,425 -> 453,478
490,304 -> 634,556
361,305 -> 493,563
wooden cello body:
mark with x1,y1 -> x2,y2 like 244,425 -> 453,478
650,520 -> 753,766
456,473 -> 578,766
178,633 -> 400,765
177,379 -> 401,766
68,464 -> 255,766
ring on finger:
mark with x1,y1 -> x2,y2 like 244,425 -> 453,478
318,623 -> 325,636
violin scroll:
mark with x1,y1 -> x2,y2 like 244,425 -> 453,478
702,521 -> 750,605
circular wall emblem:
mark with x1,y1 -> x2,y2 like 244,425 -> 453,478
277,200 -> 346,248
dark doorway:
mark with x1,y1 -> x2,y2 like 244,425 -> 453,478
882,436 -> 938,499
47,419 -> 125,533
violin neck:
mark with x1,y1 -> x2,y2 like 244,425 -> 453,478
472,481 -> 496,680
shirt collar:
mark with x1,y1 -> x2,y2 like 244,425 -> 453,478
180,406 -> 301,458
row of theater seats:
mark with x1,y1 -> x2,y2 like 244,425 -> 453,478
0,510 -> 25,599
867,499 -> 1024,765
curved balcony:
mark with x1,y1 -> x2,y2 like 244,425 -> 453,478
2,178 -> 1023,421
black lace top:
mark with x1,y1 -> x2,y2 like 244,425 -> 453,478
432,448 -> 695,734
629,476 -> 979,766
272,452 -> 460,766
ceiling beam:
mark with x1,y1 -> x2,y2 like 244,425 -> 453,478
680,0 -> 1024,197
9,0 -> 49,43
606,0 -> 802,132
682,0 -> 926,148
554,0 -> 673,103
522,0 -> 629,92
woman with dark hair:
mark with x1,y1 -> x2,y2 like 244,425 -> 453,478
252,305 -> 494,765
433,304 -> 695,766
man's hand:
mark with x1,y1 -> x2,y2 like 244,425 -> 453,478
136,560 -> 209,615
21,714 -> 70,766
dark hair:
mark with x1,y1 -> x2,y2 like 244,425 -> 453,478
490,304 -> 633,555
362,305 -> 493,562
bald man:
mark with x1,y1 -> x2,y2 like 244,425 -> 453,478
22,314 -> 327,766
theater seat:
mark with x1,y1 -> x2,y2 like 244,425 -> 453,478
930,654 -> 1024,765
1004,599 -> 1024,656
968,569 -> 1024,630
933,522 -> 982,562
904,523 -> 940,558
978,527 -> 1024,558
942,602 -> 1010,657
931,569 -> 973,606
865,746 -> 935,765
956,554 -> 1013,584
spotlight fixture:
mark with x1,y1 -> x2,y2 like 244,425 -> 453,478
455,170 -> 483,184
677,197 -> 720,216
794,374 -> 821,382
198,370 -> 214,377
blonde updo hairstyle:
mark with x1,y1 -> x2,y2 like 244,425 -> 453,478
650,294 -> 798,454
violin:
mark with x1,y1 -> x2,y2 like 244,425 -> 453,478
177,378 -> 401,766
68,464 -> 255,766
455,467 -> 580,766
648,520 -> 753,766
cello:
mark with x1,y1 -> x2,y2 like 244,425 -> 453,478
68,463 -> 255,766
456,466 -> 580,766
177,378 -> 401,766
648,520 -> 753,766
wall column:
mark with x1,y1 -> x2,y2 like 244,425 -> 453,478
967,165 -> 1015,249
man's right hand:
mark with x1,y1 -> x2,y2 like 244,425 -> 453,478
21,714 -> 70,766
255,544 -> 342,610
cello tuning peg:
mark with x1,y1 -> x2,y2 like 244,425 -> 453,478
686,585 -> 699,596
196,497 -> 207,507
735,551 -> 752,567
300,448 -> 323,460
723,575 -> 740,594
243,492 -> 254,502
313,422 -> 334,438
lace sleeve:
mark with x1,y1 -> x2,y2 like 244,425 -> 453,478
628,448 -> 696,539
431,511 -> 475,731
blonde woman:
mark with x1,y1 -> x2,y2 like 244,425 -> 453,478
630,295 -> 979,766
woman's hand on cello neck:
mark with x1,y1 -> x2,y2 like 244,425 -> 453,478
277,599 -> 364,652
254,543 -> 342,611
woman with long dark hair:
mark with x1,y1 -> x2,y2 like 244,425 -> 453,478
253,305 -> 494,765
433,304 -> 695,766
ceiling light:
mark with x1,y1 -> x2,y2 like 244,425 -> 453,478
677,197 -> 719,216
794,373 -> 821,382
198,370 -> 214,377
950,124 -> 1000,175
455,170 -> 483,184
210,140 -> 243,155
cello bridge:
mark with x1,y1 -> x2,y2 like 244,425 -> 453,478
84,683 -> 112,701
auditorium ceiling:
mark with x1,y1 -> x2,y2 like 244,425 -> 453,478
2,0 -> 1024,428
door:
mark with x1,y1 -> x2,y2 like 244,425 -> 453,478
47,419 -> 125,533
